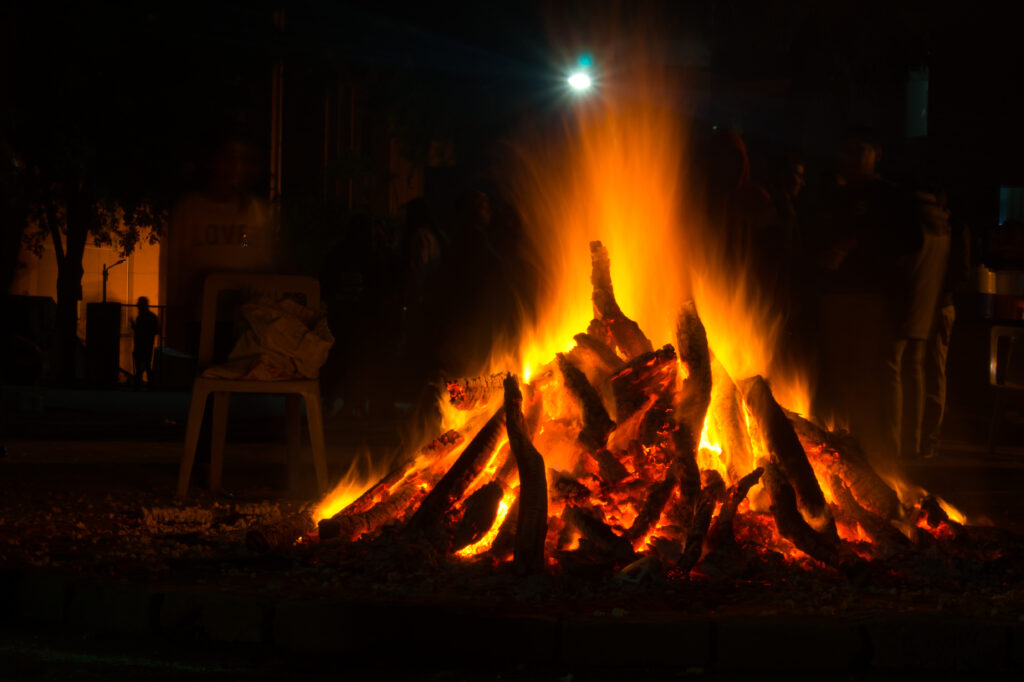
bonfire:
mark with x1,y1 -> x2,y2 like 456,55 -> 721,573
302,240 -> 964,579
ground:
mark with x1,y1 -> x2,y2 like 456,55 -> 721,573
1,385 -> 1023,678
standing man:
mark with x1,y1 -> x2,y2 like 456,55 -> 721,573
131,296 -> 159,388
920,191 -> 968,458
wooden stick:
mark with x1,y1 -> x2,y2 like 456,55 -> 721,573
444,374 -> 506,410
405,406 -> 506,542
761,463 -> 840,566
589,241 -> 653,359
557,353 -> 615,452
787,410 -> 901,522
504,374 -> 548,574
675,301 -> 712,435
741,376 -> 837,539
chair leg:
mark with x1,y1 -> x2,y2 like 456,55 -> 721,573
304,390 -> 328,494
178,386 -> 210,497
209,391 -> 230,492
285,394 -> 302,490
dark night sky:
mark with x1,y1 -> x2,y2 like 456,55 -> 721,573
5,1 -> 1020,218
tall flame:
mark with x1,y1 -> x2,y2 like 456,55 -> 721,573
505,35 -> 807,416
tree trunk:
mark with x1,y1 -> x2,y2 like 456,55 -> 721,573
52,193 -> 91,384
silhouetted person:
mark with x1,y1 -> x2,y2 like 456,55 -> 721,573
164,133 -> 278,359
919,191 -> 969,459
811,131 -> 917,457
131,296 -> 159,388
703,129 -> 775,269
883,188 -> 951,461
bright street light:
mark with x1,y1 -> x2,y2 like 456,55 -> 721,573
567,71 -> 592,92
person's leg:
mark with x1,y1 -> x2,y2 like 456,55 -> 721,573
882,338 -> 908,461
921,305 -> 955,457
902,339 -> 927,459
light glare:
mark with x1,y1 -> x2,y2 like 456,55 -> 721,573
568,71 -> 592,91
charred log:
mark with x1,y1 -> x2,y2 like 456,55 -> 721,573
919,495 -> 966,541
246,513 -> 314,553
674,301 -> 712,433
450,482 -> 505,552
505,375 -> 549,574
700,470 -> 726,503
337,430 -> 463,520
704,467 -> 764,555
317,432 -> 468,542
562,505 -> 635,563
557,353 -> 616,451
786,410 -> 901,521
318,485 -> 423,542
405,407 -> 506,543
552,473 -> 591,505
444,374 -> 506,410
627,469 -> 678,542
590,448 -> 630,485
677,485 -> 717,574
610,344 -> 678,422
829,476 -> 912,556
761,463 -> 841,566
589,241 -> 653,358
638,399 -> 673,447
741,376 -> 838,539
665,424 -> 701,531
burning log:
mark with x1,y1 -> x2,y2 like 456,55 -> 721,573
665,424 -> 701,531
405,407 -> 506,544
488,496 -> 519,560
317,431 -> 464,541
450,481 -> 505,553
610,344 -> 678,422
704,467 -> 764,555
444,374 -> 506,410
700,469 -> 727,502
565,332 -> 626,387
556,353 -> 616,451
919,495 -> 966,541
674,301 -> 712,434
829,475 -> 912,556
677,485 -> 718,574
761,463 -> 840,566
786,411 -> 901,521
589,448 -> 630,485
562,506 -> 635,563
319,485 -> 422,543
740,376 -> 838,539
638,400 -> 673,447
708,358 -> 755,480
589,241 -> 653,359
552,472 -> 591,505
504,375 -> 548,574
627,470 -> 677,542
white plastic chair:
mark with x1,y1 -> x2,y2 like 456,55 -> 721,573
177,272 -> 328,496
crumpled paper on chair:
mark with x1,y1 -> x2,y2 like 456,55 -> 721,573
201,296 -> 335,380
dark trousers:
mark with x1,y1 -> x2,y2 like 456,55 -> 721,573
921,305 -> 956,457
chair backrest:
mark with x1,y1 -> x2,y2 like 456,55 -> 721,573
990,325 -> 1024,388
197,272 -> 320,369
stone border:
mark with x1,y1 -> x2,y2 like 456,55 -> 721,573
1,569 -> 1019,673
